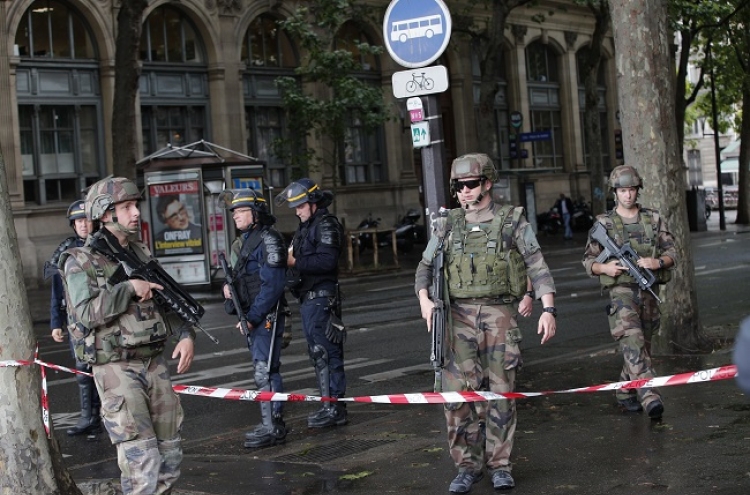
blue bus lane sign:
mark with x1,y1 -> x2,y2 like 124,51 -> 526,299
383,0 -> 452,69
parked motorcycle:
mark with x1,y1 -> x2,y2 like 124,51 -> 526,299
393,208 -> 427,253
571,200 -> 594,232
536,207 -> 562,236
353,210 -> 426,254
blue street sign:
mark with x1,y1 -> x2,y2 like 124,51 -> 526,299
519,130 -> 552,142
383,0 -> 452,69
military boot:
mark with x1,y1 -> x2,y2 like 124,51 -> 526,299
67,382 -> 99,436
244,402 -> 286,448
307,402 -> 347,428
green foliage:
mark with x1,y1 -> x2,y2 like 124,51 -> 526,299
273,1 -> 391,180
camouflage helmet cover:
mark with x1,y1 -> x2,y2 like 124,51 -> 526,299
609,165 -> 643,189
86,177 -> 141,221
450,153 -> 498,182
67,200 -> 87,223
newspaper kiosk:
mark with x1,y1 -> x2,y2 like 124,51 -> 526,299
137,140 -> 265,286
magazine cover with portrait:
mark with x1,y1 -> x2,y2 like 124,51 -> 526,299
150,180 -> 205,257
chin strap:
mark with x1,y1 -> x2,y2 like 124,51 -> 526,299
103,218 -> 139,241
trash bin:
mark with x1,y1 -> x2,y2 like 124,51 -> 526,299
686,188 -> 707,232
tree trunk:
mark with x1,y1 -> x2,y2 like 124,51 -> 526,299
112,0 -> 148,178
0,145 -> 81,493
609,0 -> 705,354
582,1 -> 610,215
736,80 -> 750,224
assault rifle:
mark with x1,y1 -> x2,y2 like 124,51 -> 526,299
109,259 -> 220,344
219,253 -> 250,336
590,222 -> 662,303
430,210 -> 449,393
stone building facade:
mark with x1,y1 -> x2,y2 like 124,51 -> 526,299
0,0 -> 620,287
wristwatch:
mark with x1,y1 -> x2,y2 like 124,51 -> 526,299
542,306 -> 557,318
658,258 -> 665,269
524,290 -> 534,299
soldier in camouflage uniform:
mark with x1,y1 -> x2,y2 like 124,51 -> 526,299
46,200 -> 102,436
415,153 -> 557,493
583,165 -> 676,420
218,188 -> 288,448
60,177 -> 195,495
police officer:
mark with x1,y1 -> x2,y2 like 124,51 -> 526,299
45,200 -> 101,436
415,153 -> 557,492
60,177 -> 195,495
275,178 -> 347,428
583,165 -> 676,419
219,188 -> 288,448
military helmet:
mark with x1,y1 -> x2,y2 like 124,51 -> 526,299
609,165 -> 642,189
85,177 -> 141,221
217,188 -> 269,214
274,178 -> 326,208
450,153 -> 498,182
67,200 -> 87,223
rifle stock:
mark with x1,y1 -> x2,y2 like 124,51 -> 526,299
590,223 -> 661,303
219,253 -> 251,336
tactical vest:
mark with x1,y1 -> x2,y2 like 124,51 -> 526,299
231,229 -> 266,312
445,205 -> 527,299
599,209 -> 671,287
59,242 -> 168,365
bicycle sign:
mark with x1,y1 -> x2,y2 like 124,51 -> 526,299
392,65 -> 449,98
383,0 -> 452,69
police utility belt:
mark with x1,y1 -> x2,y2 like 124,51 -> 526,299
300,289 -> 336,302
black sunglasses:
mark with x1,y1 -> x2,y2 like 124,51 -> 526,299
452,178 -> 484,191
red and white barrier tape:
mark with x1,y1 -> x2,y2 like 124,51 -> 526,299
2,356 -> 738,405
173,364 -> 738,404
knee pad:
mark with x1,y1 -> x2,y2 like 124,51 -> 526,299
254,361 -> 270,391
308,344 -> 329,371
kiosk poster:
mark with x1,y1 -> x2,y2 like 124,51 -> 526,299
150,180 -> 205,257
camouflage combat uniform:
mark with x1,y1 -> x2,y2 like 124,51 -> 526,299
61,230 -> 194,495
582,208 -> 677,409
415,201 -> 556,476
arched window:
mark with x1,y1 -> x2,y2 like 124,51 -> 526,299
15,0 -> 103,205
335,22 -> 384,184
14,0 -> 95,59
139,6 -> 209,155
576,46 -> 609,169
526,41 -> 563,169
242,14 -> 299,188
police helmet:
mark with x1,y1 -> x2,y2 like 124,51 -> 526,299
609,165 -> 643,189
274,178 -> 332,209
67,200 -> 87,224
218,188 -> 275,225
85,177 -> 141,221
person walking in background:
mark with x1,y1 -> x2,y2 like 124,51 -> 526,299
219,188 -> 288,448
45,199 -> 101,437
415,153 -> 557,492
555,193 -> 574,240
275,178 -> 348,428
582,165 -> 676,420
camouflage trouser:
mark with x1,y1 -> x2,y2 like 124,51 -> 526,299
607,284 -> 661,407
92,353 -> 184,495
442,302 -> 521,474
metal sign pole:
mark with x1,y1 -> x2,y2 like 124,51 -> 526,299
421,95 -> 449,221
